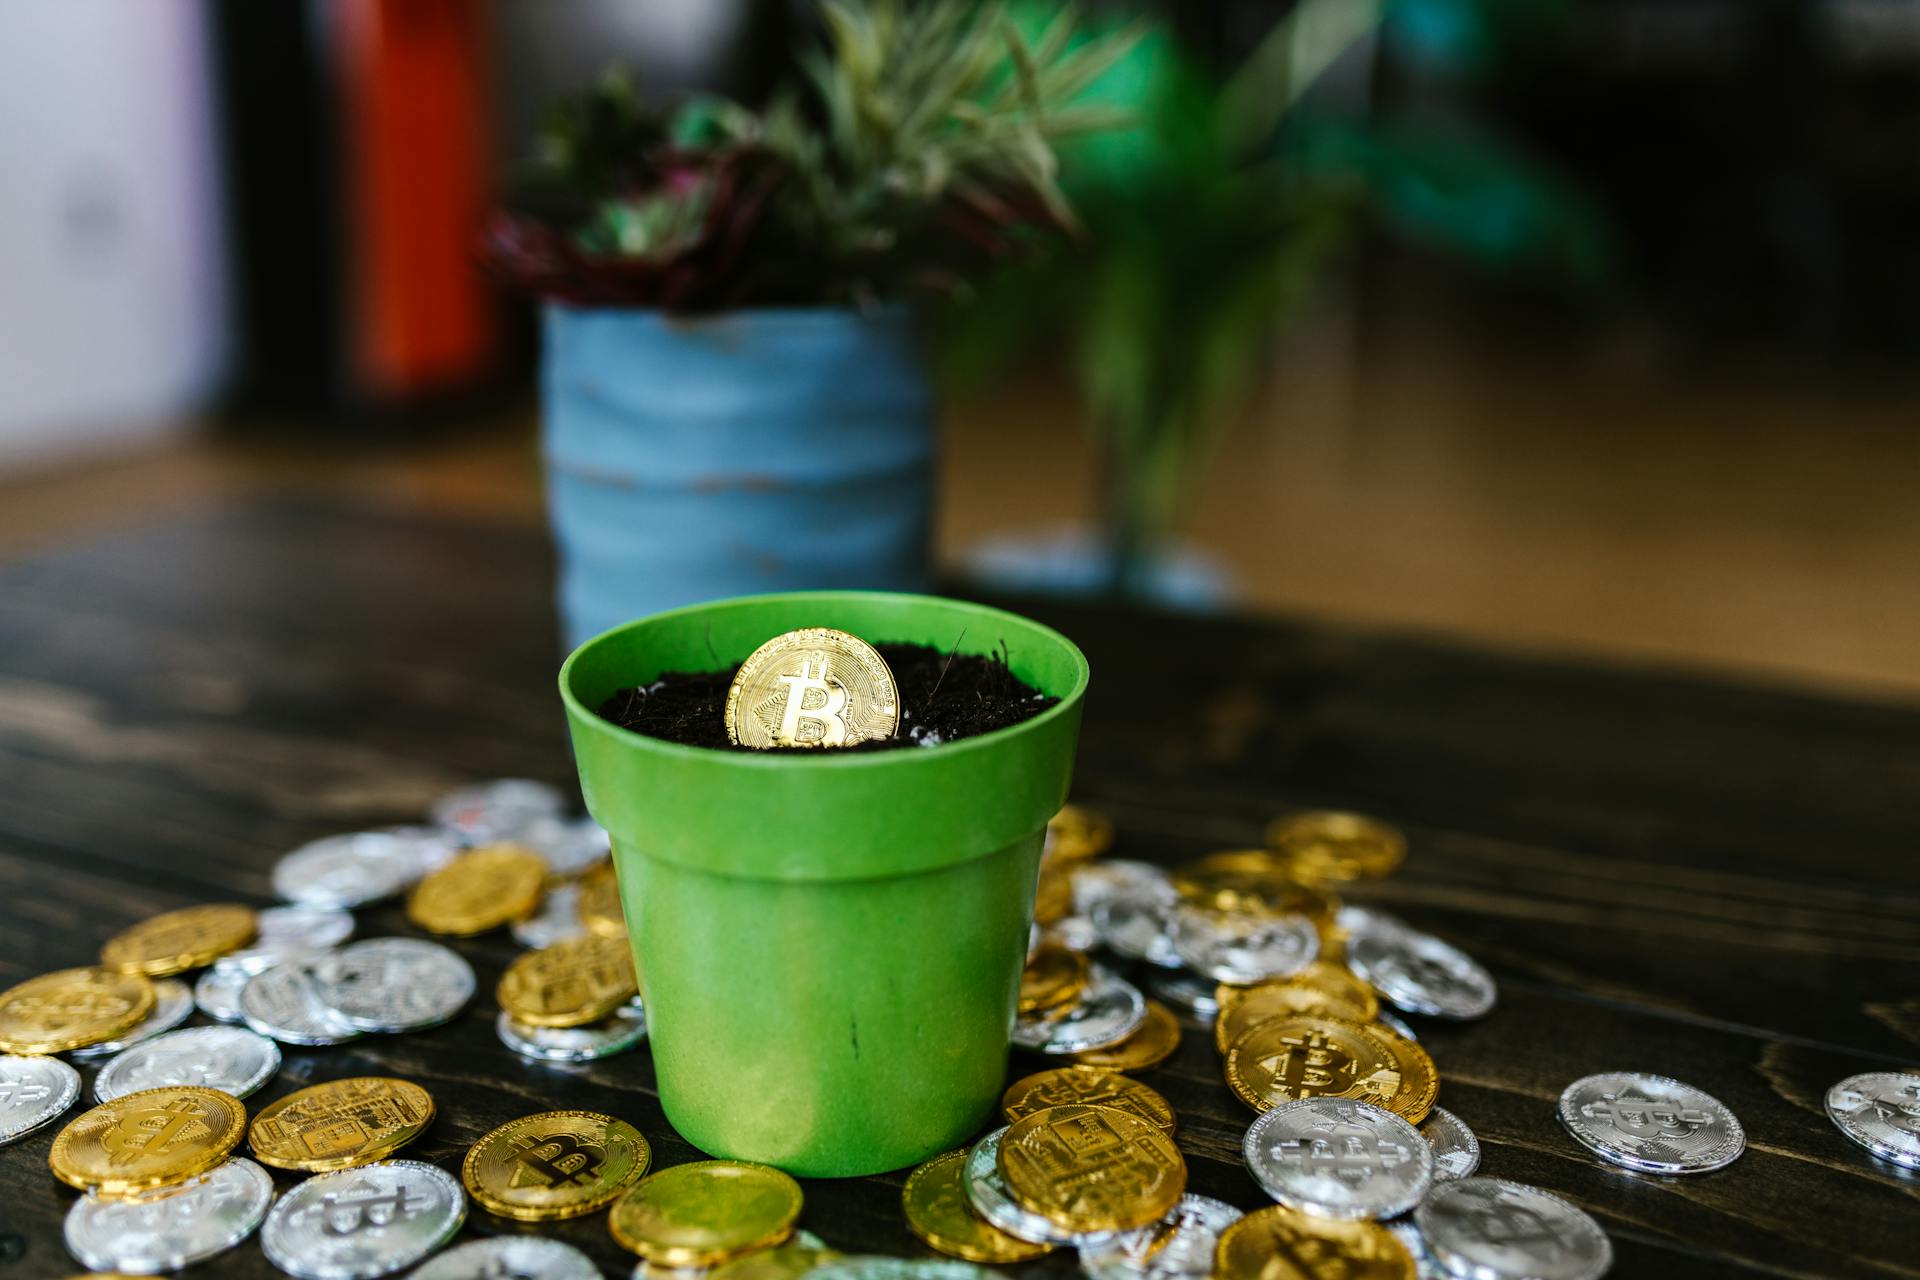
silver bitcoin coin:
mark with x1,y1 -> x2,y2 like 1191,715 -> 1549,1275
1385,1219 -> 1449,1280
240,962 -> 363,1046
1558,1072 -> 1744,1175
312,938 -> 475,1033
195,963 -> 252,1023
1420,1106 -> 1482,1181
1244,1097 -> 1433,1220
0,1054 -> 80,1146
1416,1178 -> 1612,1280
94,1025 -> 282,1103
261,1159 -> 466,1280
496,999 -> 647,1062
1347,918 -> 1495,1020
410,1236 -> 601,1279
1010,967 -> 1146,1054
1043,915 -> 1100,953
517,814 -> 611,876
963,1127 -> 1111,1247
511,879 -> 588,949
68,977 -> 196,1059
432,777 -> 565,844
64,1156 -> 274,1272
221,906 -> 355,974
1079,1194 -> 1243,1280
810,1260 -> 992,1280
1143,970 -> 1222,1024
1169,904 -> 1318,985
274,830 -> 450,909
1083,863 -> 1183,969
1825,1070 -> 1920,1170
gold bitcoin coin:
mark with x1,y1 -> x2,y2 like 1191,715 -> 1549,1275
1046,805 -> 1113,862
1033,861 -> 1072,926
1019,943 -> 1089,1015
1225,1015 -> 1435,1122
1171,852 -> 1336,926
709,1235 -> 842,1280
1002,1068 -> 1177,1135
724,628 -> 899,749
1265,812 -> 1406,882
609,1159 -> 804,1264
406,844 -> 546,935
903,1148 -> 1053,1263
100,904 -> 256,976
498,934 -> 638,1028
578,864 -> 628,938
1071,999 -> 1182,1073
1214,982 -> 1371,1054
999,1104 -> 1186,1234
49,1086 -> 245,1195
463,1110 -> 651,1221
248,1077 -> 435,1171
0,967 -> 154,1055
1214,1203 -> 1414,1280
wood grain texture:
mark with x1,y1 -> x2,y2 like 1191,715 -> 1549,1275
0,499 -> 1915,1278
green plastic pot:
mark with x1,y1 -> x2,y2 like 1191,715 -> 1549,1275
559,590 -> 1090,1177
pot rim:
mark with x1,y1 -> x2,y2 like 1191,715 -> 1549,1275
558,589 -> 1090,771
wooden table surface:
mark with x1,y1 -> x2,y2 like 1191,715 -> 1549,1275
0,500 -> 1915,1278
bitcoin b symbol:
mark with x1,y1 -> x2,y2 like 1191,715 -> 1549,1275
101,1098 -> 202,1165
318,1180 -> 424,1236
1586,1095 -> 1709,1141
1469,1195 -> 1560,1250
1257,1031 -> 1356,1097
512,1131 -> 605,1188
776,660 -> 849,746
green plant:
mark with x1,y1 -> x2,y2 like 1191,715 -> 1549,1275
486,1 -> 1141,310
943,0 -> 1611,597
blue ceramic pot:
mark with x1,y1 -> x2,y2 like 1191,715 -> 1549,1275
542,305 -> 936,647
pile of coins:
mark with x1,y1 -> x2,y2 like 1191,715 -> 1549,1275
0,778 -> 638,1276
4,783 -> 1919,1279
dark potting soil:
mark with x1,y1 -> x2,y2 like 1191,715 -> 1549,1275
595,643 -> 1058,752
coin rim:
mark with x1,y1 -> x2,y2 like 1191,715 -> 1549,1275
1001,1067 -> 1177,1136
0,1054 -> 80,1145
92,1025 -> 282,1105
1069,1000 -> 1182,1073
1825,1070 -> 1920,1169
405,846 -> 547,936
259,1157 -> 467,1280
62,1155 -> 274,1272
1224,1014 -> 1438,1123
496,935 -> 638,1029
100,904 -> 259,977
1213,1202 -> 1414,1280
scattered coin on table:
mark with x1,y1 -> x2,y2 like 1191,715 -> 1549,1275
67,977 -> 194,1058
1415,1178 -> 1612,1280
92,1024 -> 281,1103
1825,1070 -> 1920,1169
1243,1098 -> 1434,1220
901,1147 -> 1052,1263
0,967 -> 154,1055
260,1158 -> 466,1280
49,1085 -> 247,1195
0,1054 -> 80,1145
463,1109 -> 650,1220
609,1159 -> 805,1264
248,1076 -> 434,1172
63,1156 -> 273,1272
1558,1072 -> 1746,1175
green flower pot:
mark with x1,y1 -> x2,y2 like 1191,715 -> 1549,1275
559,590 -> 1090,1177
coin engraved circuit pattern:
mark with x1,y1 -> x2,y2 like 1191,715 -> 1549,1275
962,1127 -> 1098,1247
999,1104 -> 1187,1234
260,1159 -> 466,1280
249,1077 -> 435,1172
1558,1072 -> 1745,1174
1003,1068 -> 1176,1135
1415,1178 -> 1612,1280
496,933 -> 637,1028
1826,1071 -> 1920,1169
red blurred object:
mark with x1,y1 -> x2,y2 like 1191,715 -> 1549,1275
335,0 -> 497,402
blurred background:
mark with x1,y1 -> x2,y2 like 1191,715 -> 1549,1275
4,0 -> 1919,697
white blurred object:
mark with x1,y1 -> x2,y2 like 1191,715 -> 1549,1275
0,0 -> 227,468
